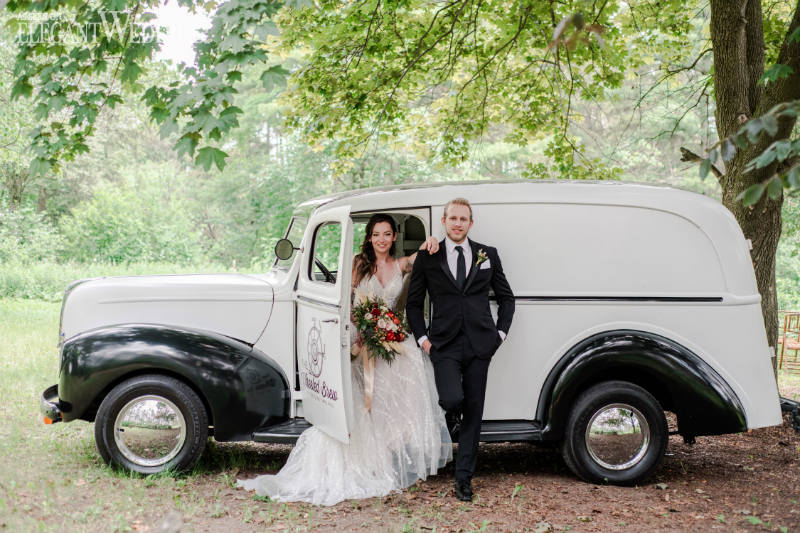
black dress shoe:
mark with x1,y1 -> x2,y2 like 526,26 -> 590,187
454,479 -> 473,502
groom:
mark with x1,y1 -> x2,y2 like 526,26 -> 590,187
406,197 -> 515,502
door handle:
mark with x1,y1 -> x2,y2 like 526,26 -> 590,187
322,318 -> 339,324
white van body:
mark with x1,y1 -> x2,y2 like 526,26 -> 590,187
46,180 -> 782,484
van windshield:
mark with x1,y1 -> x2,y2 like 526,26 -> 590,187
274,214 -> 309,270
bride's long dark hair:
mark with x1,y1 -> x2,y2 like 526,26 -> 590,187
354,214 -> 397,286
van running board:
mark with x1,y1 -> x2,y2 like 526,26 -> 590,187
479,421 -> 543,442
253,419 -> 312,444
252,419 -> 543,444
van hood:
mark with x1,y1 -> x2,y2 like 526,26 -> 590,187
60,274 -> 274,344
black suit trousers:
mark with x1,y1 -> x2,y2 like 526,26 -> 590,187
430,336 -> 491,482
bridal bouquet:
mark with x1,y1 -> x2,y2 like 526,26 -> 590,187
351,290 -> 408,364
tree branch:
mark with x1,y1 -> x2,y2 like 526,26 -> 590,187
664,48 -> 712,74
374,0 -> 468,125
680,146 -> 724,180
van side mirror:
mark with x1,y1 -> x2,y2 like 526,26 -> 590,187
274,238 -> 297,260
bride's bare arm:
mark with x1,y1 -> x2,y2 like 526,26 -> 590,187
350,256 -> 363,347
351,256 -> 361,290
400,237 -> 439,273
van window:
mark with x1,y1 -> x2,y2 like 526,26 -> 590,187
310,222 -> 342,284
351,213 -> 427,258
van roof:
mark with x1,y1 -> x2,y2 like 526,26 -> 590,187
299,179 -> 712,216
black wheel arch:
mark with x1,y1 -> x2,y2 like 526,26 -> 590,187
538,330 -> 746,441
58,323 -> 291,441
82,366 -> 215,434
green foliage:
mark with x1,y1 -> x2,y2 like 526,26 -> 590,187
760,63 -> 794,84
778,196 -> 800,311
695,100 -> 800,206
6,0 -> 695,178
195,146 -> 228,171
60,183 -> 201,264
274,0 -> 689,173
0,14 -> 39,206
5,0 -> 289,173
0,260 -> 235,300
777,247 -> 800,311
7,3 -> 163,173
140,0 -> 285,169
0,202 -> 64,264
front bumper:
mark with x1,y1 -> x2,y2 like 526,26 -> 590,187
40,384 -> 62,423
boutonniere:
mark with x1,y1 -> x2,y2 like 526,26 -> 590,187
475,249 -> 488,267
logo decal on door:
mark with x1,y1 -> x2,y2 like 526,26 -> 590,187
302,318 -> 339,403
305,318 -> 326,378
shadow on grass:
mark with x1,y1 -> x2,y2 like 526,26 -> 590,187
62,423 -> 708,488
193,440 -> 290,477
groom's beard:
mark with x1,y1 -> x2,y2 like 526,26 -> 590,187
445,230 -> 469,244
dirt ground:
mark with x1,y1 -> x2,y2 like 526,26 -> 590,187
165,409 -> 800,533
7,411 -> 800,533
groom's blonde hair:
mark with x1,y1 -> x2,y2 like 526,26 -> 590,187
443,198 -> 473,220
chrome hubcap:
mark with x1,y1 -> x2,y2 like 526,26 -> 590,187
114,395 -> 186,467
585,403 -> 650,470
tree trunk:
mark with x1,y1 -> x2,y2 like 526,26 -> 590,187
1,163 -> 29,210
37,187 -> 47,213
709,0 -> 800,366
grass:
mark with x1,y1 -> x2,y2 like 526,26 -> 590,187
0,261 -> 260,301
0,297 -> 353,532
0,298 -> 250,531
778,367 -> 800,400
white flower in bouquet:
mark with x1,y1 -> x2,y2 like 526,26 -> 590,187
353,288 -> 372,306
365,312 -> 373,320
377,318 -> 387,329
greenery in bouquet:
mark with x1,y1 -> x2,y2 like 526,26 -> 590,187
352,291 -> 408,364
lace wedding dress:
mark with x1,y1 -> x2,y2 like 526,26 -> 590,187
237,261 -> 451,506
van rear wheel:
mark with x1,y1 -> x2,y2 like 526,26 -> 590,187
561,380 -> 667,485
95,375 -> 208,474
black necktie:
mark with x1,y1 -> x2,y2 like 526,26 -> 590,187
455,245 -> 466,289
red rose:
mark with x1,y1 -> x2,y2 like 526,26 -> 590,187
386,331 -> 395,341
397,333 -> 405,341
372,308 -> 380,316
392,317 -> 400,325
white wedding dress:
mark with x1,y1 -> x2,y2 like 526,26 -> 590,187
238,261 -> 452,506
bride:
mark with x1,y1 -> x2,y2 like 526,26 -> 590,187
238,213 -> 452,506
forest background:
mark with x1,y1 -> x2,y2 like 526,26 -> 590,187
1,4 -> 799,311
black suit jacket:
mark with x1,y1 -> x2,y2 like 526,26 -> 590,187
406,239 -> 515,358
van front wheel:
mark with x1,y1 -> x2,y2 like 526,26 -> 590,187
561,380 -> 667,485
94,375 -> 208,474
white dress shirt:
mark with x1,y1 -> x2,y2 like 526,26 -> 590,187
417,237 -> 505,348
445,236 -> 472,280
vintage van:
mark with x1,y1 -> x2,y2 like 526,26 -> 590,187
40,180 -> 784,485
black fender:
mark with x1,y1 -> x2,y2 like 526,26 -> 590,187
58,324 -> 290,441
538,330 -> 746,440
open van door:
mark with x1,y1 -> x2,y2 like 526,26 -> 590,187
296,206 -> 354,442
